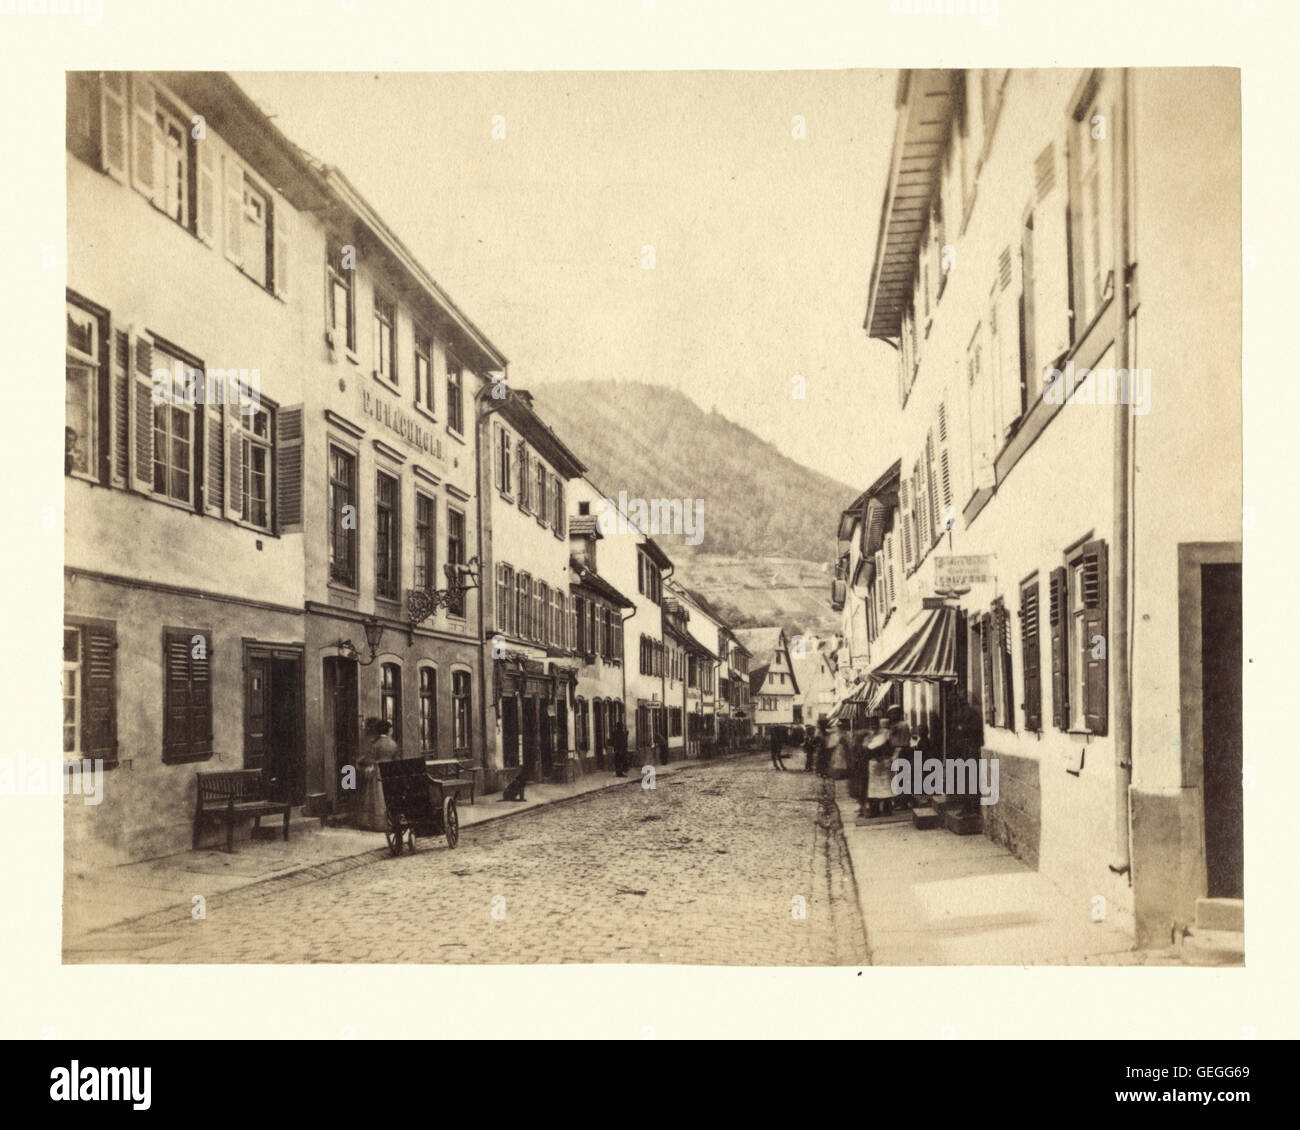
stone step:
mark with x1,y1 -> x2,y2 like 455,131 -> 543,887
911,805 -> 941,830
1179,928 -> 1245,967
944,808 -> 984,836
1195,897 -> 1244,933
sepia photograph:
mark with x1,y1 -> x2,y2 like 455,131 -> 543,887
56,60 -> 1243,971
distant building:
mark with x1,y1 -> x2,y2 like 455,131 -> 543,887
735,627 -> 799,735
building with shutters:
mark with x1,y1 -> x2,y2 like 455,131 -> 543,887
663,582 -> 721,759
736,628 -> 799,736
857,68 -> 1242,947
480,388 -> 585,789
65,71 -> 510,860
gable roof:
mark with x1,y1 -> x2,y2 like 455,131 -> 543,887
733,627 -> 783,659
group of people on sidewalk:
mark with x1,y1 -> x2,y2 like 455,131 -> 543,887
766,706 -> 922,819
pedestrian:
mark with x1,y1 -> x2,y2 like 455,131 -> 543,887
803,724 -> 818,772
887,705 -> 913,807
356,717 -> 400,831
860,715 -> 894,818
612,721 -> 629,777
769,726 -> 787,771
815,717 -> 833,777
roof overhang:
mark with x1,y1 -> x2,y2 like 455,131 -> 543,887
570,560 -> 634,609
497,391 -> 586,478
863,70 -> 957,340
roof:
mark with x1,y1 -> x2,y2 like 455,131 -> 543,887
640,537 -> 673,571
495,389 -> 587,479
569,558 -> 634,609
748,666 -> 769,695
733,627 -> 783,659
569,515 -> 602,538
863,70 -> 958,339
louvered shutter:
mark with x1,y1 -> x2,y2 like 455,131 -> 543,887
203,402 -> 224,516
885,533 -> 896,608
899,480 -> 914,574
568,594 -> 577,651
925,430 -> 940,546
223,151 -> 244,267
225,401 -> 244,521
937,402 -> 953,525
111,329 -> 130,487
1049,565 -> 1069,730
164,629 -> 212,761
99,72 -> 128,182
82,624 -> 118,763
996,598 -> 1014,732
131,333 -> 154,490
1020,579 -> 1042,731
980,612 -> 995,725
276,406 -> 304,530
517,443 -> 529,513
129,74 -> 156,201
1032,139 -> 1070,374
196,137 -> 216,246
273,197 -> 291,298
1080,539 -> 1109,735
493,424 -> 503,491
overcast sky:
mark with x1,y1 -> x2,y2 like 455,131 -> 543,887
234,69 -> 900,489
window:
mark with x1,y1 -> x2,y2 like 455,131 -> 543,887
62,628 -> 81,756
983,598 -> 1014,730
496,563 -> 514,635
375,471 -> 399,601
452,670 -> 471,754
537,582 -> 551,646
418,667 -> 437,754
1019,578 -> 1042,731
374,294 -> 396,385
446,353 -> 464,434
516,572 -> 530,639
535,461 -> 548,526
446,508 -> 466,617
637,549 -> 662,604
669,708 -> 682,738
517,441 -> 530,511
552,476 -> 565,537
236,403 -> 273,530
552,589 -> 565,650
415,334 -> 434,412
241,177 -> 270,290
329,445 -> 357,587
327,246 -> 355,351
66,72 -> 101,168
495,423 -> 513,497
1049,540 -> 1109,735
163,627 -> 212,763
155,103 -> 189,229
1071,76 -> 1115,334
575,595 -> 587,652
575,698 -> 589,753
380,663 -> 402,749
414,493 -> 436,591
63,621 -> 118,766
65,301 -> 101,480
151,344 -> 196,505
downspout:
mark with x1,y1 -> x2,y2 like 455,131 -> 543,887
620,601 -> 636,750
1110,70 -> 1135,877
661,557 -> 674,759
474,368 -> 507,785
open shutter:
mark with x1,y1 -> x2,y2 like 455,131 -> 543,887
276,406 -> 304,531
129,74 -> 156,202
163,630 -> 191,759
110,329 -> 130,487
936,401 -> 953,527
99,72 -> 128,181
1020,579 -> 1042,731
899,480 -> 914,574
493,424 -> 503,491
885,533 -> 897,608
996,598 -> 1014,732
273,197 -> 291,298
980,612 -> 995,725
131,333 -> 154,491
1032,139 -> 1070,376
568,595 -> 577,651
225,401 -> 244,521
1080,539 -> 1109,735
1049,565 -> 1069,730
82,624 -> 118,764
517,443 -> 529,513
925,429 -> 940,546
223,151 -> 244,267
196,137 -> 216,246
202,403 -> 224,516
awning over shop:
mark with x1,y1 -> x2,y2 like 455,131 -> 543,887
869,606 -> 959,684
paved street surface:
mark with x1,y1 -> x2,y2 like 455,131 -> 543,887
65,754 -> 868,965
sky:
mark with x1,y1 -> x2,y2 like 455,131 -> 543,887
234,69 -> 901,488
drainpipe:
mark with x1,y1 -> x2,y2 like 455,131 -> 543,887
620,601 -> 636,750
474,368 -> 507,786
1109,71 -> 1135,878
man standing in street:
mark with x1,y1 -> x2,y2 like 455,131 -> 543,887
769,726 -> 787,771
612,721 -> 629,777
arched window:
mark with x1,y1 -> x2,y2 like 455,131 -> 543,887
575,697 -> 588,753
451,669 -> 471,755
418,666 -> 437,754
380,662 -> 402,750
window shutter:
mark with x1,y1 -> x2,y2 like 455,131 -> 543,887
203,404 -> 224,516
129,74 -> 156,201
273,197 -> 291,298
223,151 -> 244,267
164,631 -> 192,759
111,329 -> 130,487
517,443 -> 529,513
980,612 -> 995,725
996,598 -> 1014,732
276,406 -> 304,530
899,480 -> 914,574
195,137 -> 216,246
225,401 -> 244,521
99,72 -> 128,182
1032,139 -> 1070,372
131,333 -> 153,490
925,429 -> 940,545
885,533 -> 896,607
1080,539 -> 1109,735
1049,565 -> 1069,730
82,623 -> 118,763
493,424 -> 503,491
937,401 -> 953,521
1020,579 -> 1042,731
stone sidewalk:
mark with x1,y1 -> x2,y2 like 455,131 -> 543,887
63,756 -> 712,949
832,781 -> 1187,966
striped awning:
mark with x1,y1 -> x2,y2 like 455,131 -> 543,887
869,606 -> 960,684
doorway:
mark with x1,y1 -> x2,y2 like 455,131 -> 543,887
502,696 -> 520,769
323,656 -> 359,808
1201,561 -> 1243,899
245,645 -> 304,804
522,698 -> 539,779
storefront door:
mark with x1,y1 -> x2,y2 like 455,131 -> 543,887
324,657 -> 358,807
245,645 -> 305,804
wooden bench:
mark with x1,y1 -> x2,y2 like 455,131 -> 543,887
424,758 -> 478,805
193,769 -> 291,853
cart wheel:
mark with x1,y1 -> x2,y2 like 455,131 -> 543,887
385,817 -> 403,857
443,797 -> 459,849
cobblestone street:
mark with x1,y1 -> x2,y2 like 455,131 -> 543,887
65,754 -> 868,965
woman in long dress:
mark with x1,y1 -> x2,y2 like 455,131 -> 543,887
863,717 -> 896,818
356,718 -> 401,832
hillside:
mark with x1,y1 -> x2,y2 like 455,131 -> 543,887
528,380 -> 856,636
